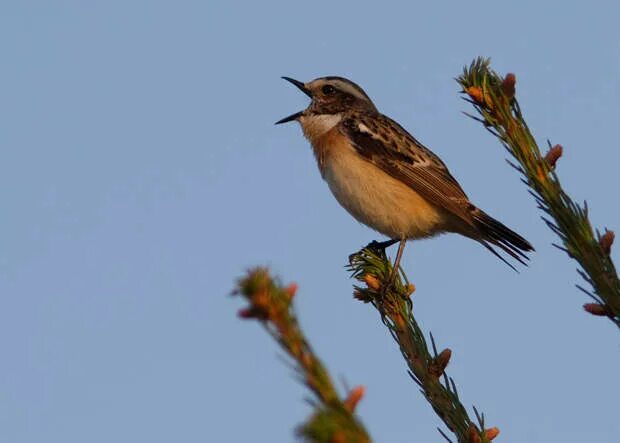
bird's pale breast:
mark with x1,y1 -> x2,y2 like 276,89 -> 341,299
317,127 -> 448,240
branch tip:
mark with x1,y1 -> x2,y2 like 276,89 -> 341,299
405,283 -> 416,297
583,303 -> 611,317
284,282 -> 298,301
501,73 -> 516,98
599,230 -> 615,255
484,427 -> 500,440
343,386 -> 366,413
544,144 -> 563,169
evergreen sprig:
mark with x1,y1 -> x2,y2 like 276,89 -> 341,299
457,58 -> 620,328
348,247 -> 499,443
234,268 -> 371,443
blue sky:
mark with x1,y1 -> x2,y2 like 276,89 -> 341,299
2,1 -> 620,442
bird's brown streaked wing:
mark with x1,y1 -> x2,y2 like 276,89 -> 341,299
340,113 -> 475,226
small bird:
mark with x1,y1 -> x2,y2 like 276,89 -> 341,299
276,76 -> 533,274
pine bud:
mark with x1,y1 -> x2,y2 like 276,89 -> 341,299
466,86 -> 485,105
284,283 -> 298,301
583,303 -> 609,317
484,427 -> 500,440
344,385 -> 365,412
501,73 -> 516,98
599,230 -> 615,255
429,349 -> 452,377
405,283 -> 416,296
544,144 -> 563,169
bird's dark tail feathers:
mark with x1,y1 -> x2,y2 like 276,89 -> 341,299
471,209 -> 534,271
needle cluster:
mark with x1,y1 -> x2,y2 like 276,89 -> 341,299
457,58 -> 620,328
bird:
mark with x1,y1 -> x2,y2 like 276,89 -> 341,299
275,75 -> 533,278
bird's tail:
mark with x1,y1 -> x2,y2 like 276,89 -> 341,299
471,208 -> 534,270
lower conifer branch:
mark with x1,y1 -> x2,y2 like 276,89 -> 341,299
234,268 -> 371,443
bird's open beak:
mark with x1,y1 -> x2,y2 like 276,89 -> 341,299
275,77 -> 311,125
281,76 -> 312,97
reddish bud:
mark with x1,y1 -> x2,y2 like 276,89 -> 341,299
544,144 -> 563,169
599,230 -> 615,255
405,283 -> 416,297
583,303 -> 610,317
330,432 -> 345,443
484,427 -> 500,440
429,349 -> 452,377
284,283 -> 298,300
344,385 -> 365,412
501,73 -> 516,98
466,86 -> 485,105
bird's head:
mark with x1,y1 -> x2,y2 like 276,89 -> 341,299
276,76 -> 377,127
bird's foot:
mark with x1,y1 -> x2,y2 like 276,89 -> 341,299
349,239 -> 394,264
365,238 -> 399,253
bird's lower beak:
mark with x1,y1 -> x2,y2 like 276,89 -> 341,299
275,77 -> 311,125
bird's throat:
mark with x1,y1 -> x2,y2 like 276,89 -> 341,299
299,113 -> 342,144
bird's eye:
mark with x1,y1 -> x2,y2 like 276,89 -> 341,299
322,85 -> 336,95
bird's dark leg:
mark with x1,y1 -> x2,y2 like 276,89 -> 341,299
392,239 -> 407,277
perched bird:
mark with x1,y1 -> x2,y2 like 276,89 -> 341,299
276,76 -> 533,275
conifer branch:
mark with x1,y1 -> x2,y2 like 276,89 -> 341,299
348,247 -> 499,443
457,58 -> 620,328
233,268 -> 371,443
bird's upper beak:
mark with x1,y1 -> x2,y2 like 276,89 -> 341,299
275,77 -> 311,125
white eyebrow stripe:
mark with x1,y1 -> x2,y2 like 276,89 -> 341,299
331,80 -> 371,101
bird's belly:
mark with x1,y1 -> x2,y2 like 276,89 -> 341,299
323,148 -> 445,239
